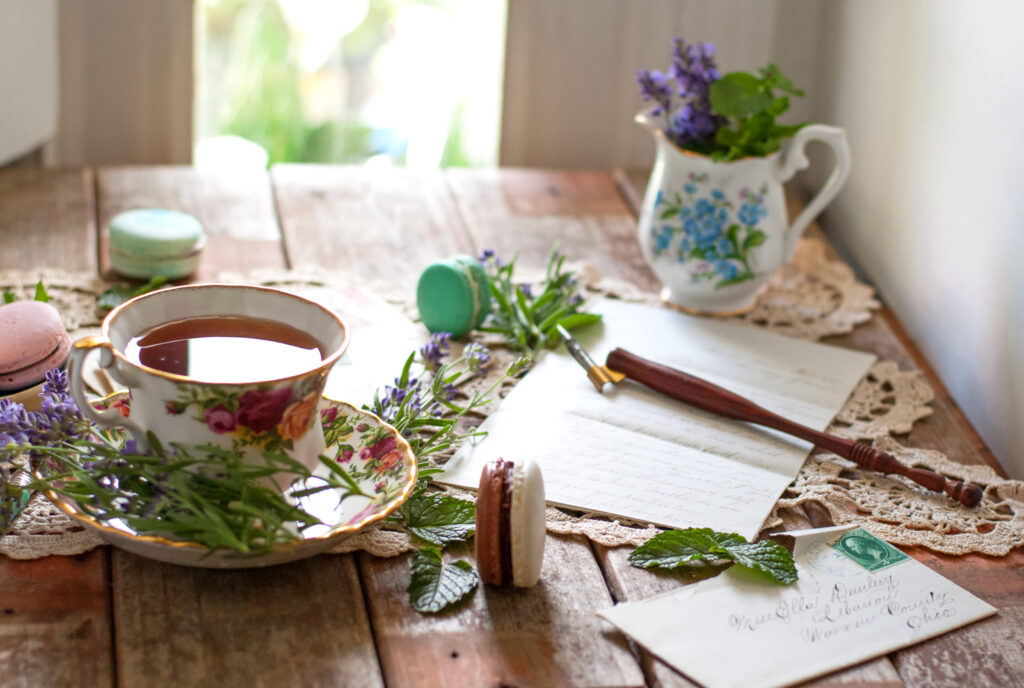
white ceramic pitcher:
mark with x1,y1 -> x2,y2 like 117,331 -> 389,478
635,110 -> 851,315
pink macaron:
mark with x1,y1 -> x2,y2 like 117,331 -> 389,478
0,300 -> 72,392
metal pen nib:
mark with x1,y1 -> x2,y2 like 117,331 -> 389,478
555,324 -> 625,393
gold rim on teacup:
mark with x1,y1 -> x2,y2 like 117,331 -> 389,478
97,282 -> 350,385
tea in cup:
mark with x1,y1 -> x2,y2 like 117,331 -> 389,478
67,284 -> 350,481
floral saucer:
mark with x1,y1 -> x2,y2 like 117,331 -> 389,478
49,393 -> 417,568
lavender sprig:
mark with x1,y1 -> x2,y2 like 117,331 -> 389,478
369,334 -> 531,488
478,248 -> 600,356
1,370 -> 368,554
0,370 -> 90,460
637,38 -> 723,150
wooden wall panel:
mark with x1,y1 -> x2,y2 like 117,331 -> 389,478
500,0 -> 779,169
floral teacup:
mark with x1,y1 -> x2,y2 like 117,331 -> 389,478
67,284 -> 350,484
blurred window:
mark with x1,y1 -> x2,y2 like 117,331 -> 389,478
195,0 -> 505,169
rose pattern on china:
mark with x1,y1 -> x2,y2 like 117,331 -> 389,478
650,174 -> 769,289
235,388 -> 293,434
204,405 -> 236,434
277,392 -> 319,441
98,389 -> 414,527
319,404 -> 411,510
162,378 -> 320,453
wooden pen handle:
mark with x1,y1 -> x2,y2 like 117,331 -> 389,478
606,348 -> 984,508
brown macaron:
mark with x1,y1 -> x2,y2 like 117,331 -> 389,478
475,458 -> 546,587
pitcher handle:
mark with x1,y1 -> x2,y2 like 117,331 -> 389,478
68,336 -> 149,450
776,124 -> 851,260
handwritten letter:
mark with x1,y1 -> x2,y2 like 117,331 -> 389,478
599,526 -> 996,688
439,300 -> 876,538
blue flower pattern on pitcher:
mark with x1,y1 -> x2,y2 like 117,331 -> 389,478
649,174 -> 768,288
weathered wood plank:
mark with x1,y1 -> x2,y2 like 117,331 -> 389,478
891,548 -> 1024,688
96,166 -> 286,282
359,537 -> 644,688
271,164 -> 473,293
0,551 -> 113,688
446,168 -> 659,293
0,167 -> 112,688
275,165 -> 644,687
0,168 -> 97,271
97,166 -> 383,688
112,554 -> 383,688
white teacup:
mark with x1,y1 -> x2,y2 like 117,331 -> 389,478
68,284 -> 350,478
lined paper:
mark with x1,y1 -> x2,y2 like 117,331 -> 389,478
439,299 -> 875,539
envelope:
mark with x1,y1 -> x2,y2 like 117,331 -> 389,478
598,525 -> 997,688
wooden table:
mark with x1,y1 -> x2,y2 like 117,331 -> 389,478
1,165 -> 1021,688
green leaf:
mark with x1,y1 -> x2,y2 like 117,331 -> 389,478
33,280 -> 50,302
659,207 -> 678,220
714,273 -> 755,289
554,312 -> 601,331
97,276 -> 167,312
709,73 -> 773,119
629,528 -> 742,568
727,224 -> 742,247
628,528 -> 797,584
743,230 -> 767,250
720,540 -> 798,584
402,492 -> 476,546
407,547 -> 478,613
759,63 -> 804,96
2,289 -> 15,304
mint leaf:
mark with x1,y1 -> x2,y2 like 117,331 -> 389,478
629,528 -> 797,584
629,528 -> 742,567
98,276 -> 167,313
407,547 -> 478,613
402,493 -> 476,546
709,73 -> 773,119
2,289 -> 15,304
33,280 -> 50,302
721,540 -> 798,584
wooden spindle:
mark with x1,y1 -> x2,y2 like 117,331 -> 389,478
606,348 -> 984,508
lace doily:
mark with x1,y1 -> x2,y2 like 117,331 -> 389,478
3,242 -> 1022,560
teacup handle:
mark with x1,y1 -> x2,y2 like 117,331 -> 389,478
776,124 -> 851,260
68,336 -> 149,451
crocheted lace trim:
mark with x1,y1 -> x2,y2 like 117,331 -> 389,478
3,238 -> 1020,560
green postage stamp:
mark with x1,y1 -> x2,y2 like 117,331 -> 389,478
830,528 -> 909,572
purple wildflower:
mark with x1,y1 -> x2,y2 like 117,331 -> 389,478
518,283 -> 533,299
464,343 -> 491,375
0,369 -> 87,458
506,356 -> 534,377
478,249 -> 503,268
378,377 -> 423,423
419,332 -> 451,373
670,40 -> 719,99
639,38 -> 724,149
635,69 -> 673,116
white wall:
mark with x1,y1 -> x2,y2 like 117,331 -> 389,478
0,0 -> 58,165
797,0 -> 1024,477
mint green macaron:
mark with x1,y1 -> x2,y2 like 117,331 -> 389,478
416,255 -> 492,337
108,208 -> 206,279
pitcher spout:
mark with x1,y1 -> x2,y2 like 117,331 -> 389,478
634,109 -> 662,136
